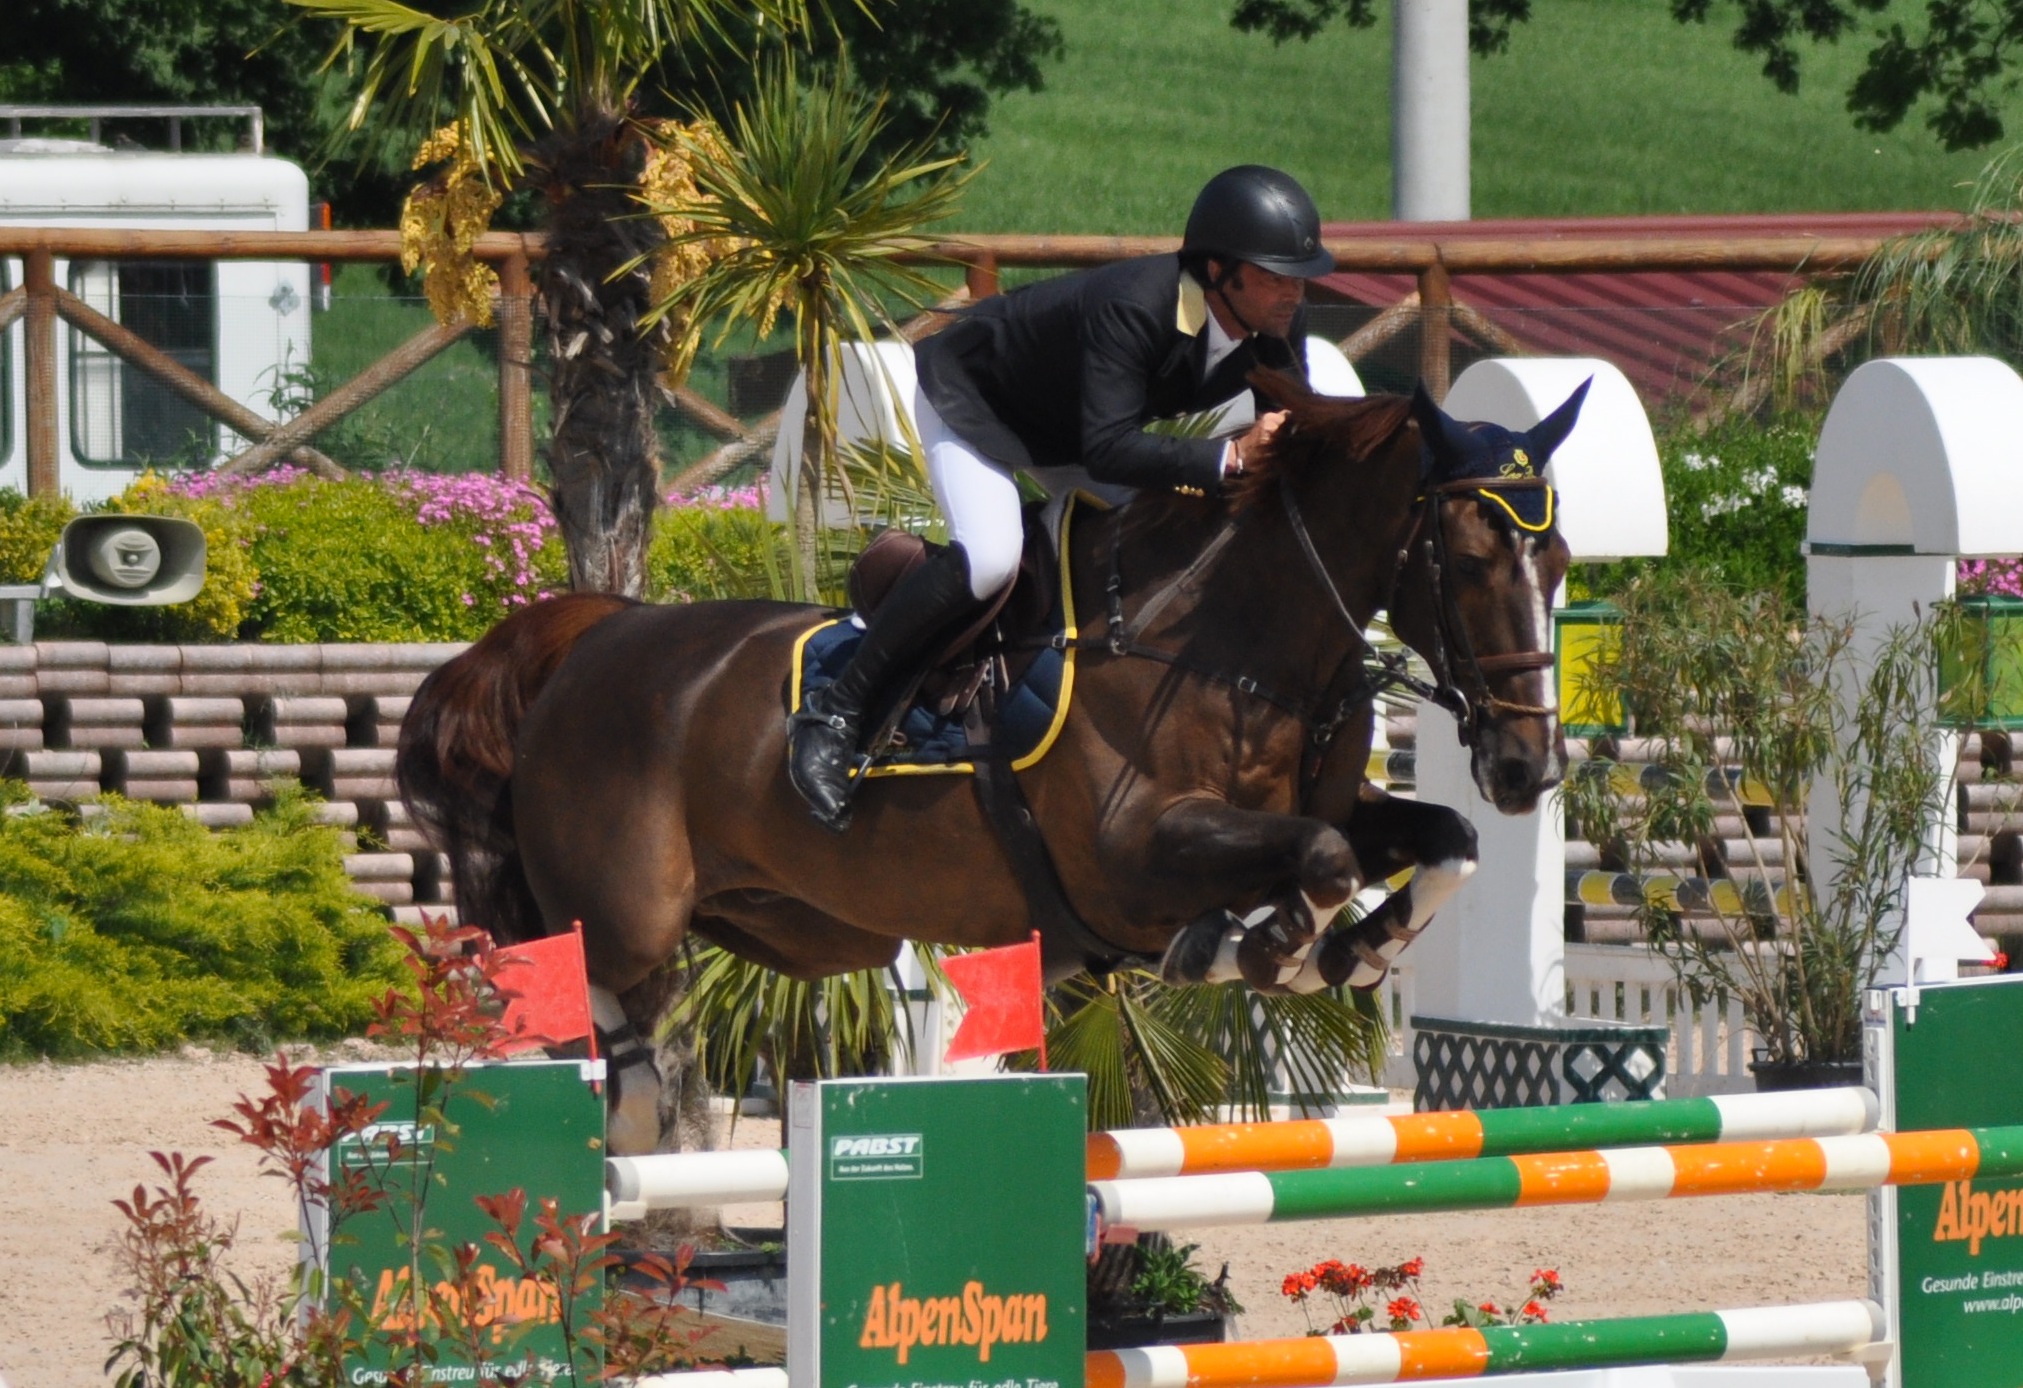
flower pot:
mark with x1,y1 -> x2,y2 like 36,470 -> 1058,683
1748,1055 -> 1864,1092
1085,1308 -> 1230,1351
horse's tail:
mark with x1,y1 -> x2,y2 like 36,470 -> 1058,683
397,592 -> 636,944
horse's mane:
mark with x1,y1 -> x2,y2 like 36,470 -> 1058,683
1223,369 -> 1416,507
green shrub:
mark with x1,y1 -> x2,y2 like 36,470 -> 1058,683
0,490 -> 73,584
1579,413 -> 1817,609
0,785 -> 404,1057
226,473 -> 567,642
647,494 -> 788,601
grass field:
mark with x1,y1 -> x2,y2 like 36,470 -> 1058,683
299,1 -> 2023,473
948,0 -> 2022,233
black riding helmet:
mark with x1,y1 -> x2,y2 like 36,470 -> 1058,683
1182,165 -> 1335,279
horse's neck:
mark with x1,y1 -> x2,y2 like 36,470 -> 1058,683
1088,450 -> 1415,687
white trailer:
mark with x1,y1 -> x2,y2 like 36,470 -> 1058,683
0,110 -> 309,503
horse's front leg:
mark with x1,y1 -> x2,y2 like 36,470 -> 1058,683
1145,796 -> 1364,993
1291,789 -> 1479,992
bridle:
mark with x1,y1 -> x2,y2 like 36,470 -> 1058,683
1077,465 -> 1561,783
1397,475 -> 1561,741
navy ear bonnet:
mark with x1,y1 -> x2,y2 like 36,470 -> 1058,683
1410,377 -> 1592,533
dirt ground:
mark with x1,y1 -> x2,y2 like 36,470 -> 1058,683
0,1054 -> 1868,1387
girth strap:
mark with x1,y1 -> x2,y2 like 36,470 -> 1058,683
965,706 -> 1146,980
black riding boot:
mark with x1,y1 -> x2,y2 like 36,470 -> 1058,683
788,542 -> 980,832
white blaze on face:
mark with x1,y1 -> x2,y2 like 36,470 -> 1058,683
1516,537 -> 1557,740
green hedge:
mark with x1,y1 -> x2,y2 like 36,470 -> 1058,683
0,786 -> 404,1057
0,471 -> 788,642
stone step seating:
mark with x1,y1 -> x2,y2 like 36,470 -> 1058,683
0,643 -> 465,915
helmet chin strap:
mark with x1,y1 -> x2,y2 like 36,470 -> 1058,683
1206,261 -> 1272,339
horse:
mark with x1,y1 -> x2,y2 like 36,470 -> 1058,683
397,371 -> 1585,1152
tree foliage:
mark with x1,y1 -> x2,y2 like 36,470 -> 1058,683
1,0 -> 1060,224
1232,0 -> 2023,151
1230,0 -> 1535,55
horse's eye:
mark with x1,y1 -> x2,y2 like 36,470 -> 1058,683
1452,553 -> 1490,582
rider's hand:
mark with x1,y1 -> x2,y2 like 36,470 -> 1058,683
1224,410 -> 1289,479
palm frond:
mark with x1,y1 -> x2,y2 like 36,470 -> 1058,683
288,0 -> 816,179
667,939 -> 953,1118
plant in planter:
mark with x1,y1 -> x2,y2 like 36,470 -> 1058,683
1562,569 -> 1955,1076
1086,1236 -> 1241,1350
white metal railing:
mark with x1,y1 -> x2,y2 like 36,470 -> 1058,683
1563,942 -> 1756,1096
1370,947 -> 1757,1097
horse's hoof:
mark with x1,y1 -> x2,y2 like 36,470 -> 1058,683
1235,910 -> 1316,993
1159,912 -> 1235,986
1306,926 -> 1404,991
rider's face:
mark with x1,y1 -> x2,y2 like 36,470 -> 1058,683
1213,261 -> 1305,338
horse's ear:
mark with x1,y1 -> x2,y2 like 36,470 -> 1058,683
1524,377 -> 1593,460
1409,380 -> 1478,474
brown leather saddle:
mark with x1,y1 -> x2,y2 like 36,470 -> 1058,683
843,500 -> 1136,980
844,507 -> 1060,729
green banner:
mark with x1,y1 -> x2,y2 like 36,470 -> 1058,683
1885,977 -> 2023,1387
321,1060 -> 607,1386
789,1075 -> 1087,1388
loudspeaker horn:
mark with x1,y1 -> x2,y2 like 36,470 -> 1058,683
45,515 -> 208,606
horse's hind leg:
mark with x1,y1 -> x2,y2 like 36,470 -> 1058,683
516,779 -> 698,1155
1292,791 -> 1478,993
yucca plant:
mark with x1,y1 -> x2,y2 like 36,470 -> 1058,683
645,56 -> 974,601
286,0 -> 812,595
1038,971 -> 1388,1131
669,941 -> 949,1106
1855,146 -> 2023,362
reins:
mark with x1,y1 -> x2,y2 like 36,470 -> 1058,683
1046,460 -> 1559,777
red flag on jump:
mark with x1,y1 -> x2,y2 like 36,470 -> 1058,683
494,921 -> 595,1054
941,934 -> 1046,1066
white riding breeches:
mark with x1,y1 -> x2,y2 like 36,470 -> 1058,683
917,388 -> 1135,601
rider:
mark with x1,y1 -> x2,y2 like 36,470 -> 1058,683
787,164 -> 1337,831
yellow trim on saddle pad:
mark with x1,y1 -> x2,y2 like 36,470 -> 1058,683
787,493 -> 1093,780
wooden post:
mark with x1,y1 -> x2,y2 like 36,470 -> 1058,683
218,319 -> 472,475
964,253 -> 1000,301
53,286 -> 346,478
1418,261 -> 1452,401
24,249 -> 57,498
497,251 -> 534,483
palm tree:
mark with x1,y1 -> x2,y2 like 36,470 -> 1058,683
646,56 -> 973,600
287,0 -> 810,595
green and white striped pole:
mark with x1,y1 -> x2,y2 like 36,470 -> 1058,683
1090,1125 -> 2023,1231
1086,1300 -> 1883,1386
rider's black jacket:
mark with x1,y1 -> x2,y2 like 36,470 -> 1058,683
915,253 -> 1310,498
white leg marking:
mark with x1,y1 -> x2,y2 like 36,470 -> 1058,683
1404,856 -> 1477,930
592,986 -> 661,1156
1203,920 -> 1248,985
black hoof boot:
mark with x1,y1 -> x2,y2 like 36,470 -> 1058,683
787,691 -> 861,833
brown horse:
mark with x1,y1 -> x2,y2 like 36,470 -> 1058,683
397,373 -> 1583,1151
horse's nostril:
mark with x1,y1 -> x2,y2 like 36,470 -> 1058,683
1495,758 -> 1535,797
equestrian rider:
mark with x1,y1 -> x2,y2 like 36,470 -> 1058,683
787,164 -> 1337,831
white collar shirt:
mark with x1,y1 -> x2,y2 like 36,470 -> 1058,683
1201,303 -> 1244,381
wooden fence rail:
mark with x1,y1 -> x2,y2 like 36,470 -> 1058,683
0,226 -> 1917,487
